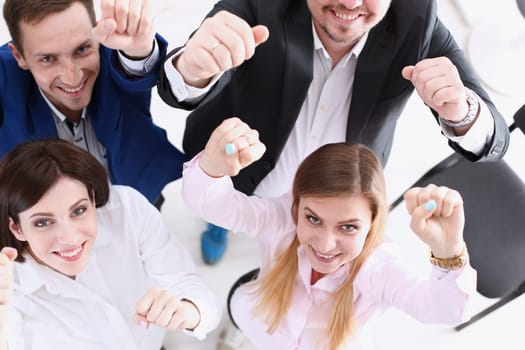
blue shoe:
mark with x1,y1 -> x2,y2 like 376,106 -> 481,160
201,223 -> 228,265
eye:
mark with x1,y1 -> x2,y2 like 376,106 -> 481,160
306,215 -> 321,225
77,44 -> 91,55
72,206 -> 87,216
40,55 -> 54,63
340,224 -> 357,233
33,218 -> 52,228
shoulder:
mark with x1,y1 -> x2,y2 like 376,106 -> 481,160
105,185 -> 149,209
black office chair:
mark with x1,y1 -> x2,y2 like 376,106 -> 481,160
390,103 -> 525,330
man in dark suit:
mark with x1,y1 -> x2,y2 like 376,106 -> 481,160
157,0 -> 509,268
0,0 -> 185,206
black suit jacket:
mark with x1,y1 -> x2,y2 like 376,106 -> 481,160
158,0 -> 509,195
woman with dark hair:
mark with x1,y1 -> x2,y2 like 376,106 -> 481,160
182,118 -> 477,349
0,139 -> 221,349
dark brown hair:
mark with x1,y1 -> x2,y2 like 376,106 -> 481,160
0,139 -> 109,262
3,0 -> 96,52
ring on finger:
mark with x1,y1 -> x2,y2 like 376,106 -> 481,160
209,43 -> 220,55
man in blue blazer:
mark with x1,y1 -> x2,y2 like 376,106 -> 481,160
0,0 -> 184,206
158,0 -> 509,265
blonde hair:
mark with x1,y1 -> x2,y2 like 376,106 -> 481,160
251,143 -> 388,349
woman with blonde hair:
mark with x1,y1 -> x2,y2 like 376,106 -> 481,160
182,118 -> 476,349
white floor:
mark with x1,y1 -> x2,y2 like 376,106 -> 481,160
2,1 -> 525,349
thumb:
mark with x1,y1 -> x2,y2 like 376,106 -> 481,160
401,65 -> 414,81
92,18 -> 117,43
0,247 -> 17,262
252,25 -> 269,47
133,313 -> 150,329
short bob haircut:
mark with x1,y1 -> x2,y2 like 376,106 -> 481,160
0,139 -> 109,262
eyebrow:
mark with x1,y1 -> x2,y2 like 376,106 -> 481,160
33,39 -> 92,57
28,198 -> 89,219
303,206 -> 362,224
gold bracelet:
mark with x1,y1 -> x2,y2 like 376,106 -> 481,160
429,244 -> 467,270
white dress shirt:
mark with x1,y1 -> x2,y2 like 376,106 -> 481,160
6,185 -> 221,350
182,155 -> 477,350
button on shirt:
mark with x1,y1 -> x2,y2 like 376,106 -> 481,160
182,156 -> 477,350
7,185 -> 221,350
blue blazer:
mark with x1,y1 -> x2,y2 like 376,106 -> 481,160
0,35 -> 185,203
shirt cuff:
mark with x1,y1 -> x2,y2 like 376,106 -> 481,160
117,39 -> 160,76
439,92 -> 495,155
180,296 -> 222,340
163,48 -> 223,102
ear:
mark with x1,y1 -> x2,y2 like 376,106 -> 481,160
7,42 -> 28,70
8,217 -> 27,241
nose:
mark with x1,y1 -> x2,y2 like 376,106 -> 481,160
55,223 -> 81,246
317,230 -> 338,253
339,0 -> 363,9
59,59 -> 82,86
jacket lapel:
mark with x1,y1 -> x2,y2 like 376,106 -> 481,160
347,17 -> 395,142
277,1 -> 314,144
29,88 -> 59,138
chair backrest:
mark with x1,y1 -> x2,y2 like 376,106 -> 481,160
408,154 -> 525,298
390,104 -> 525,299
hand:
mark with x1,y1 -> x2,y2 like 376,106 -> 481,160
404,184 -> 465,259
93,0 -> 155,58
402,57 -> 469,124
199,117 -> 266,177
0,247 -> 18,331
175,11 -> 269,88
134,288 -> 201,331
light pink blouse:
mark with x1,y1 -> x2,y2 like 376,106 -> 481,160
182,155 -> 477,350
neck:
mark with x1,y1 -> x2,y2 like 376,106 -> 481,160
314,25 -> 360,67
310,268 -> 325,285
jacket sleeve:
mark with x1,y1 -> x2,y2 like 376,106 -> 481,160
426,13 -> 509,161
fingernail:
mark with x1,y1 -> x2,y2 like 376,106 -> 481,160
424,200 -> 436,211
139,320 -> 149,329
225,143 -> 236,155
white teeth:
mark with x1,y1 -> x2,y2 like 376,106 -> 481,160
317,251 -> 336,259
58,245 -> 82,258
334,11 -> 359,21
62,82 -> 84,93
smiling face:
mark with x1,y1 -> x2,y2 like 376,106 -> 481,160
9,176 -> 97,278
295,195 -> 373,278
8,2 -> 99,120
307,0 -> 391,57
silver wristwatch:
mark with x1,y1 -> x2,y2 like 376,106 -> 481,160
439,88 -> 480,128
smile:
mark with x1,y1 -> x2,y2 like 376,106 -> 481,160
311,245 -> 342,262
55,243 -> 84,259
334,11 -> 361,21
59,80 -> 85,94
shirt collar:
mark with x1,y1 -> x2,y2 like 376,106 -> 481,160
312,21 -> 369,67
39,88 -> 87,123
